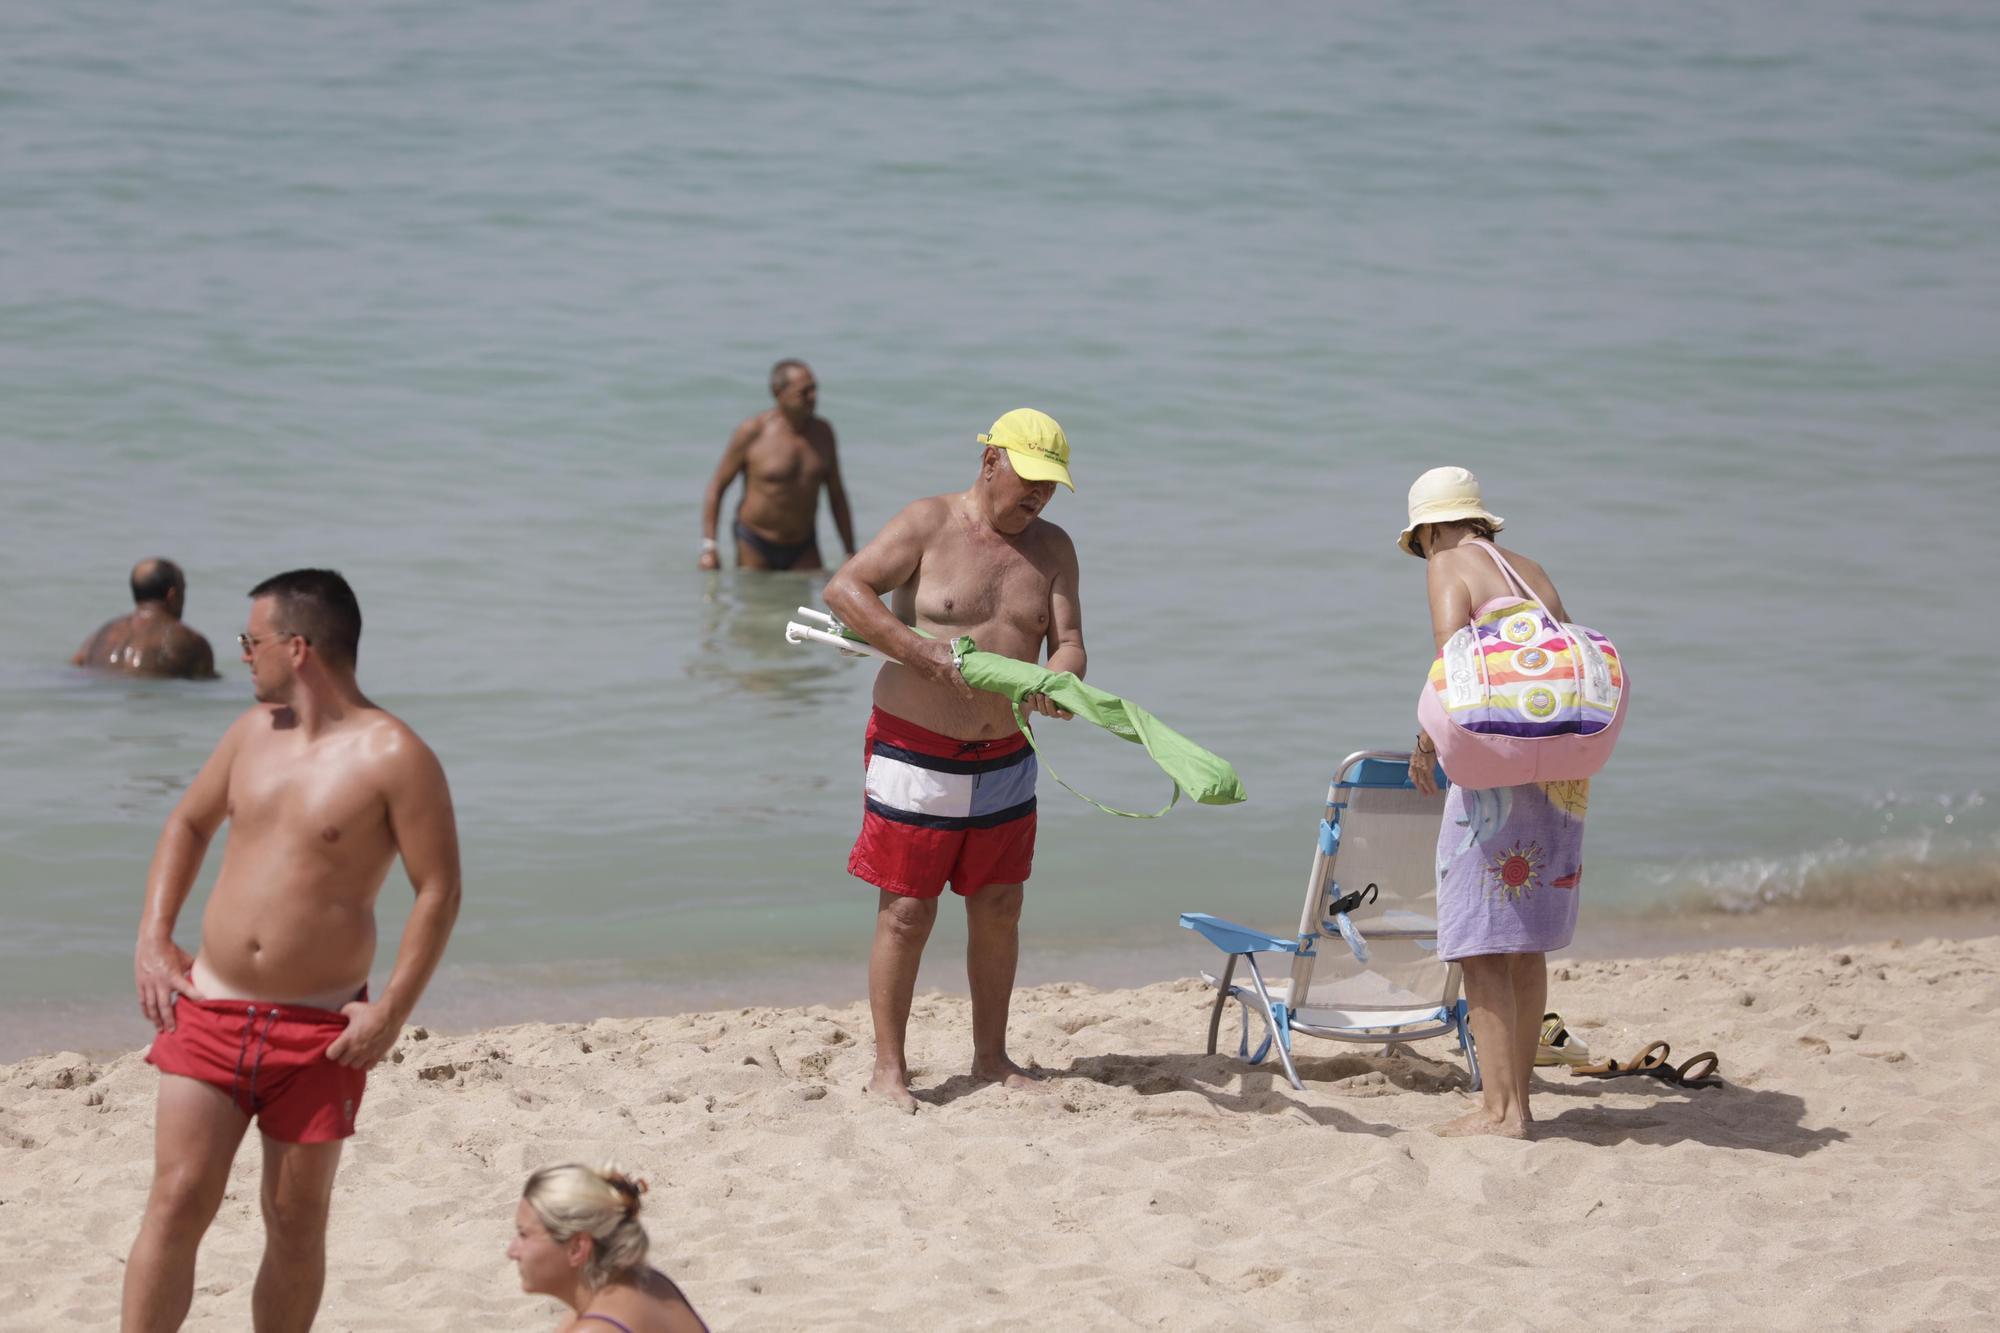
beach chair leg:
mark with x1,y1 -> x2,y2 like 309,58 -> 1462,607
1453,998 -> 1481,1092
1243,957 -> 1304,1092
1205,954 -> 1240,1056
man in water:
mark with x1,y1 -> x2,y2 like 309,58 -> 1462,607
71,558 -> 219,680
698,359 -> 856,571
122,569 -> 462,1332
822,408 -> 1084,1113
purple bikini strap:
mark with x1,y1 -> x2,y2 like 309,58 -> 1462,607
576,1316 -> 637,1333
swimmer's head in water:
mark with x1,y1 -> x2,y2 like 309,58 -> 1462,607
245,569 -> 362,671
515,1162 -> 651,1292
130,558 -> 186,611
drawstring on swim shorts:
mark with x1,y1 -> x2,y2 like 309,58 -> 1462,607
230,1006 -> 282,1114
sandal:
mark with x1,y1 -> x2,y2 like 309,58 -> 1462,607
1570,1040 -> 1672,1079
1666,1051 -> 1722,1089
1534,1012 -> 1594,1067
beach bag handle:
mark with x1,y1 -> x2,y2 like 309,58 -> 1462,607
1463,539 -> 1588,709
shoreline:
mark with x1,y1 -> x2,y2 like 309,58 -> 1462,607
5,932 -> 1997,1328
9,905 -> 1997,1065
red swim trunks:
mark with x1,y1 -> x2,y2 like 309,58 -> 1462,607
145,992 -> 366,1144
848,707 -> 1038,899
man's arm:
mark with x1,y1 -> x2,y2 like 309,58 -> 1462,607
326,732 -> 461,1070
1024,527 -> 1086,720
1044,528 -> 1086,678
135,712 -> 248,1030
71,621 -> 109,667
190,633 -> 217,681
822,500 -> 970,698
157,629 -> 217,682
699,419 -> 758,570
822,425 -> 857,558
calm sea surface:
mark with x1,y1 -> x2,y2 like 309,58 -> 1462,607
4,1 -> 1997,1056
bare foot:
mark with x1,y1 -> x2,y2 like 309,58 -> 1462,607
1428,1107 -> 1530,1139
863,1070 -> 919,1115
970,1057 -> 1050,1092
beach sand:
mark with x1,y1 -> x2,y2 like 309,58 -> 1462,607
4,934 -> 1997,1330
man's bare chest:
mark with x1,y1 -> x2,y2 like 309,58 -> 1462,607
746,432 -> 825,486
227,746 -> 387,850
911,542 -> 1053,631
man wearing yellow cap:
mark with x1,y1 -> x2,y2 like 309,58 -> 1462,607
822,408 -> 1086,1113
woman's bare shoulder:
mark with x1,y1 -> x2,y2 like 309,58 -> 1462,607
1490,543 -> 1549,576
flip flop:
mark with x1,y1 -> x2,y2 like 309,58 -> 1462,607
1534,1012 -> 1594,1067
1667,1051 -> 1722,1089
1570,1040 -> 1672,1079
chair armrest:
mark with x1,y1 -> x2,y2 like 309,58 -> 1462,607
1178,913 -> 1300,956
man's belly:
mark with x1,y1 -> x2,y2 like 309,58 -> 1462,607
190,957 -> 362,1012
871,627 -> 1051,741
198,876 -> 377,1006
738,482 -> 820,544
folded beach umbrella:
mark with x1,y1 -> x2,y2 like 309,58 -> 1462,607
784,610 -> 1246,818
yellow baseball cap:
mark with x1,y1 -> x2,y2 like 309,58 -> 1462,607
976,408 -> 1074,492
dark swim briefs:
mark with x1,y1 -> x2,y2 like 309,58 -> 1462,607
848,707 -> 1038,899
733,517 -> 820,570
146,991 -> 366,1143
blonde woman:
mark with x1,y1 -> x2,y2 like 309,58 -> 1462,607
1401,467 -> 1591,1140
508,1163 -> 710,1333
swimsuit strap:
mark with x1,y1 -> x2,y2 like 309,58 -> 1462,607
576,1315 -> 638,1333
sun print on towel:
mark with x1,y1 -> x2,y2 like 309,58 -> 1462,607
1486,841 -> 1546,901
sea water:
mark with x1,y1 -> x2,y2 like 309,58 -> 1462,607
4,0 -> 1997,1057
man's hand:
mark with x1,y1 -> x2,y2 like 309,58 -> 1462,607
325,998 -> 403,1071
1022,692 -> 1073,721
905,637 -> 975,701
135,936 -> 201,1033
697,547 -> 720,572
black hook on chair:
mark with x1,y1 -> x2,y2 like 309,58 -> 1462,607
1327,882 -> 1379,918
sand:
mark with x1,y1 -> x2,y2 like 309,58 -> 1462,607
4,934 -> 1998,1330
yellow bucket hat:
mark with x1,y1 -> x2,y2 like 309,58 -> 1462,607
977,408 -> 1074,492
1397,465 -> 1504,556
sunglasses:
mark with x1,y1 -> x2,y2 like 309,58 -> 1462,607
237,630 -> 306,653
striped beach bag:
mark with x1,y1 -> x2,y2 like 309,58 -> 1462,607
1416,541 -> 1628,790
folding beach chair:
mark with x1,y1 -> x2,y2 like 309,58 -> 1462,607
1180,750 -> 1479,1091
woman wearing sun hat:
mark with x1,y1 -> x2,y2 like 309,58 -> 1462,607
1402,466 -> 1593,1140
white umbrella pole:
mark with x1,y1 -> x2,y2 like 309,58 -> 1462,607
783,620 -> 900,664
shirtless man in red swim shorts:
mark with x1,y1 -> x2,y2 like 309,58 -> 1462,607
121,569 -> 462,1333
822,408 -> 1085,1114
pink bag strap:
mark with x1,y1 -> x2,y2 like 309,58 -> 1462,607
1465,539 -> 1587,701
1466,539 -> 1536,603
